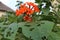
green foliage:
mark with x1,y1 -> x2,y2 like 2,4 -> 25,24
48,32 -> 60,40
35,0 -> 41,4
0,23 -> 18,40
0,0 -> 60,40
41,8 -> 50,15
20,21 -> 55,40
3,23 -> 18,40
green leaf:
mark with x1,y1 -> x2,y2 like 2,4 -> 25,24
3,23 -> 18,40
37,21 -> 54,40
21,21 -> 54,40
0,23 -> 8,34
48,32 -> 60,40
42,8 -> 50,15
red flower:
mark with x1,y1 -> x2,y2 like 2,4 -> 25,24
26,2 -> 35,7
23,15 -> 32,22
16,2 -> 40,22
16,2 -> 40,16
34,6 -> 40,12
26,8 -> 34,15
16,6 -> 27,16
16,9 -> 21,16
25,2 -> 40,12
